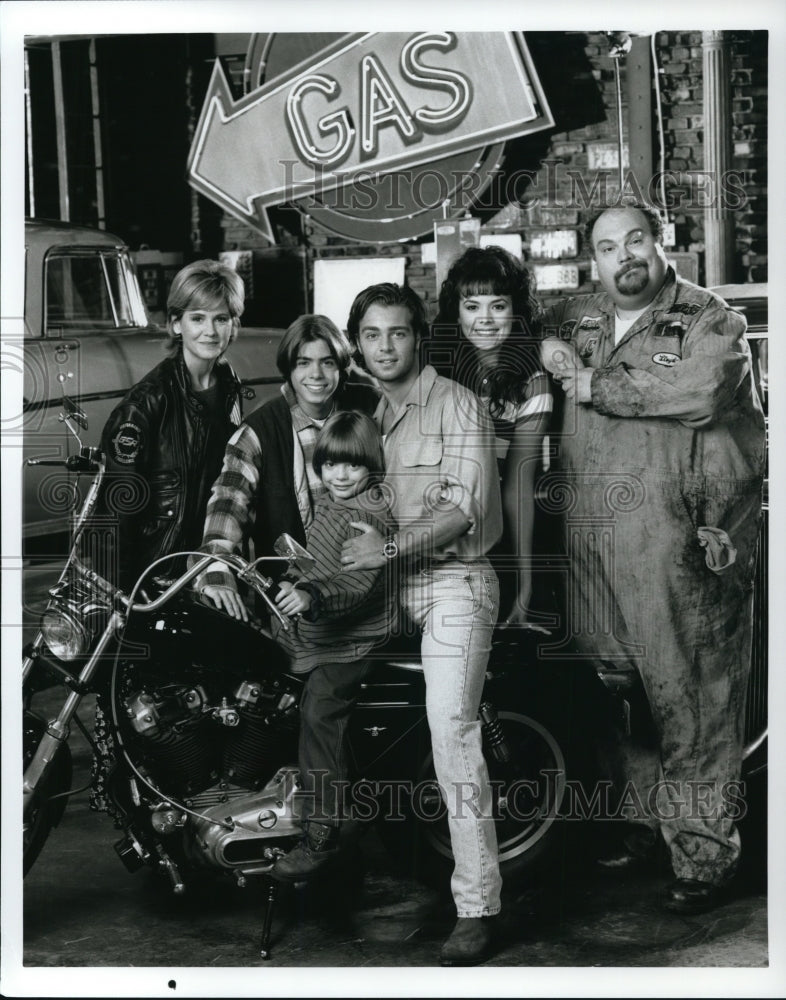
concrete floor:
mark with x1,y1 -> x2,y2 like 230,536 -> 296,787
17,688 -> 770,972
20,801 -> 769,970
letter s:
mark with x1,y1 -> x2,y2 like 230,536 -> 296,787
400,32 -> 472,132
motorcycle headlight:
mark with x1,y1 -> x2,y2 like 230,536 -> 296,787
41,606 -> 90,661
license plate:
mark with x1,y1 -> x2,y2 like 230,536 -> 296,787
530,229 -> 578,260
534,263 -> 580,291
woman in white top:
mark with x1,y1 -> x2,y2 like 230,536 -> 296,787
430,245 -> 552,627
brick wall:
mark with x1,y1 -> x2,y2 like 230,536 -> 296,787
214,30 -> 767,322
496,30 -> 767,306
654,30 -> 767,283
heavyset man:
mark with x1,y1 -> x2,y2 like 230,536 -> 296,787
340,283 -> 503,966
541,202 -> 766,913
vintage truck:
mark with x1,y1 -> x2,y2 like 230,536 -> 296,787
22,219 -> 285,539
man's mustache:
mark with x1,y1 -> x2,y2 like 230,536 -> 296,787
616,260 -> 647,279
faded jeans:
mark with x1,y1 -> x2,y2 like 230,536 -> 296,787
401,559 -> 502,917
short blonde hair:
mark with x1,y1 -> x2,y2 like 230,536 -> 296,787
164,259 -> 245,353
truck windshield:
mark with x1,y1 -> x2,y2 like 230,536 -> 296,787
45,250 -> 148,332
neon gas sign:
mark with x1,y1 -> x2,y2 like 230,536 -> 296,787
188,32 -> 553,242
285,34 -> 472,166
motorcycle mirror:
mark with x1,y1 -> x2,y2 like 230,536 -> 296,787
273,533 -> 315,567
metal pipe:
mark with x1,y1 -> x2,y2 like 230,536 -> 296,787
25,47 -> 35,215
89,39 -> 106,229
51,41 -> 70,221
702,31 -> 735,285
626,37 -> 654,203
613,58 -> 625,191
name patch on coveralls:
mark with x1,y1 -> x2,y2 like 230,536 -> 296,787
652,352 -> 680,367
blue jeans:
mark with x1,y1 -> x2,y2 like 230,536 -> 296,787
401,560 -> 502,917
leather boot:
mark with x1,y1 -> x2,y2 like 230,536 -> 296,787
596,823 -> 658,871
270,822 -> 342,883
663,878 -> 729,914
439,916 -> 496,966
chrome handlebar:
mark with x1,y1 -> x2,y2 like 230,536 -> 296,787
71,551 -> 290,628
28,439 -> 293,630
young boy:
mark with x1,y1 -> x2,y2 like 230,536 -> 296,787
270,410 -> 397,881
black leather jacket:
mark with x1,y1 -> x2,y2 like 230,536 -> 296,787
92,351 -> 245,590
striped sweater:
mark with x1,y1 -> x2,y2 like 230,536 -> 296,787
271,486 -> 398,673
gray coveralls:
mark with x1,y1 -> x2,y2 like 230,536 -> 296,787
544,267 -> 766,884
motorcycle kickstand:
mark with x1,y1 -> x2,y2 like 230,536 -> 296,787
259,876 -> 278,960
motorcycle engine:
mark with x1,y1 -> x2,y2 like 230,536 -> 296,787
121,673 -> 300,801
109,602 -> 307,873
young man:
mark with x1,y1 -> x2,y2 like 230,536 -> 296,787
341,283 -> 503,966
541,201 -> 766,914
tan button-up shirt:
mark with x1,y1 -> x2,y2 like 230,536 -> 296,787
374,365 -> 502,561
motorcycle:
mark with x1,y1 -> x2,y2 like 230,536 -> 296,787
22,391 -> 570,954
24,390 -> 767,957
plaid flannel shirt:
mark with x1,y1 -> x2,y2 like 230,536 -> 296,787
198,383 -> 330,591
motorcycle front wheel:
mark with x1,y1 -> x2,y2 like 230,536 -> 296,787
23,710 -> 73,875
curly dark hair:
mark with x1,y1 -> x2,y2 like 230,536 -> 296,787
583,201 -> 664,253
426,245 -> 543,419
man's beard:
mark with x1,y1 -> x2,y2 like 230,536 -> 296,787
614,261 -> 649,296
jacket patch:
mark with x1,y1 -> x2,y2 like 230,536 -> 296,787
579,337 -> 598,360
559,319 -> 577,339
112,421 -> 142,464
578,316 -> 602,330
652,352 -> 681,367
654,319 -> 687,340
669,302 -> 702,316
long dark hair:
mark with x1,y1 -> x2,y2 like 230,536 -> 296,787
428,246 -> 543,418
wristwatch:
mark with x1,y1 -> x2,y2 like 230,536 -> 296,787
382,536 -> 399,560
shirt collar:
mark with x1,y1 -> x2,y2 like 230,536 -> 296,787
174,351 -> 237,407
601,264 -> 678,320
374,364 -> 438,428
281,381 -> 333,432
649,265 -> 679,312
317,487 -> 375,512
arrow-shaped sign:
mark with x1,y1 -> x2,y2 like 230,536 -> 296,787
188,32 -> 553,241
